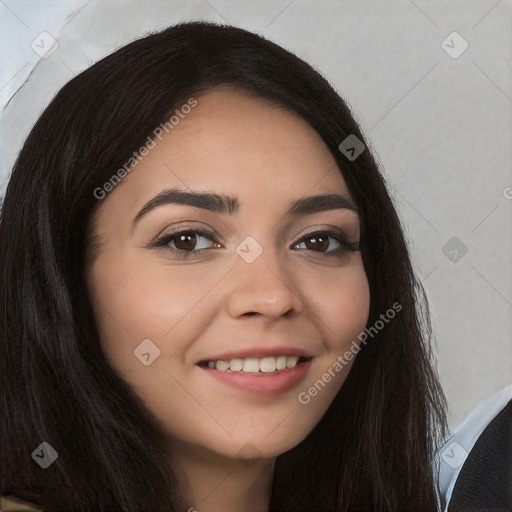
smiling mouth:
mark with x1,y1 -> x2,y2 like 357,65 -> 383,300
197,355 -> 312,374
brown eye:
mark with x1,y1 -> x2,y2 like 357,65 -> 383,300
293,230 -> 359,256
166,230 -> 221,253
294,231 -> 342,253
303,234 -> 330,252
172,232 -> 200,251
148,228 -> 222,259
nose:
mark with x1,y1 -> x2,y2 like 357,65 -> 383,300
226,245 -> 304,319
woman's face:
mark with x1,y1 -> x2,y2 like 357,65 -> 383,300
86,88 -> 370,462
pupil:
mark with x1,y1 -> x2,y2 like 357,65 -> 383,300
176,233 -> 196,251
308,235 -> 328,252
173,234 -> 328,252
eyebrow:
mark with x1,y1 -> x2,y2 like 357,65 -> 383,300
133,187 -> 358,226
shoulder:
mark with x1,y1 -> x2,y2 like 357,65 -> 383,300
0,494 -> 44,511
435,383 -> 512,511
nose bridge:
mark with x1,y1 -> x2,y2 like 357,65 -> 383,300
227,236 -> 303,318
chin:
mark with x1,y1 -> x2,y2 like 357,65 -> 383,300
202,417 -> 318,462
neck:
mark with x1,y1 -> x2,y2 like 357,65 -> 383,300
173,444 -> 275,512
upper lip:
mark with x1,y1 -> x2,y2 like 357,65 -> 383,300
196,345 -> 314,364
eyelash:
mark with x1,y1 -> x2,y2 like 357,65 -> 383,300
148,227 -> 360,260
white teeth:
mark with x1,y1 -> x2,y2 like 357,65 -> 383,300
286,356 -> 299,368
243,358 -> 260,373
204,355 -> 305,373
260,357 -> 276,373
276,355 -> 287,370
215,360 -> 229,371
229,358 -> 243,371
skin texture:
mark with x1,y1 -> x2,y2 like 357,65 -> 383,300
86,88 -> 370,512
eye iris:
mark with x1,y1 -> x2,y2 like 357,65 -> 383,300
306,235 -> 329,252
174,233 -> 196,251
168,232 -> 336,253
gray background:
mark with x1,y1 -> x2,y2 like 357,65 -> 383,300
1,0 -> 511,432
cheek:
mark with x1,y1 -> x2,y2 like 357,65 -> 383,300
291,262 -> 369,425
86,252 -> 222,374
87,253 -> 171,368
310,261 -> 370,350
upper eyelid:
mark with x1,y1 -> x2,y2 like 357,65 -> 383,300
152,208 -> 358,234
155,226 -> 354,248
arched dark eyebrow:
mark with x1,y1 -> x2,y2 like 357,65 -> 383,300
133,187 -> 358,226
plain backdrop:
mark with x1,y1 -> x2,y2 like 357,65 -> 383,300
1,0 -> 511,432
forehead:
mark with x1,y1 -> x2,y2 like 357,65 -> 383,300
173,88 -> 340,182
97,88 -> 351,218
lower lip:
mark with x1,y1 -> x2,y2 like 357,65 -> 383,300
199,360 -> 312,396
